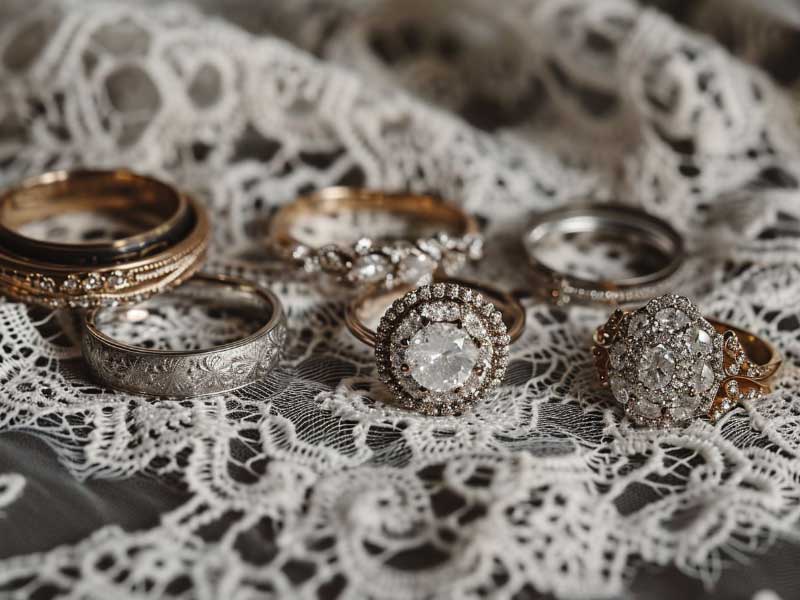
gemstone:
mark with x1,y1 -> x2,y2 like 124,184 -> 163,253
397,252 -> 435,285
318,246 -> 349,272
670,396 -> 701,422
405,322 -> 479,392
685,326 -> 713,355
636,400 -> 662,419
354,238 -> 373,255
655,308 -> 690,331
639,344 -> 676,390
61,278 -> 79,292
348,254 -> 390,283
692,359 -> 715,393
610,344 -> 626,370
37,277 -> 55,291
609,375 -> 629,405
467,236 -> 484,260
82,275 -> 103,291
106,272 -> 128,289
628,312 -> 649,337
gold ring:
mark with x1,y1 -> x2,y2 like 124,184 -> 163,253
269,187 -> 483,289
593,294 -> 782,427
0,169 -> 210,308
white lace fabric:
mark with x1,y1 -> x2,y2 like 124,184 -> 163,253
1,1 -> 800,598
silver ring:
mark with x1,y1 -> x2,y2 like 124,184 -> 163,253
523,204 -> 685,305
82,274 -> 286,397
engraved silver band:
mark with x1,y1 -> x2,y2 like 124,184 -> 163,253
82,274 -> 286,397
523,204 -> 685,306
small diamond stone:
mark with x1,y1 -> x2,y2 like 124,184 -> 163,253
106,272 -> 128,290
405,322 -> 479,392
639,344 -> 676,390
655,308 -> 690,331
61,278 -> 79,293
692,359 -> 715,394
628,312 -> 649,337
636,400 -> 662,419
396,252 -> 435,285
348,254 -> 390,283
609,375 -> 629,405
685,326 -> 713,355
82,274 -> 103,291
318,246 -> 349,272
354,238 -> 373,255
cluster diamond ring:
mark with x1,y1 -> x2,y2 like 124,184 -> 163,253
593,294 -> 782,427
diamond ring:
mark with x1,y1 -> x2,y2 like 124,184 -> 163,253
346,280 -> 525,415
269,187 -> 483,289
593,294 -> 782,427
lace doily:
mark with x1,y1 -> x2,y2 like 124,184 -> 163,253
1,1 -> 800,598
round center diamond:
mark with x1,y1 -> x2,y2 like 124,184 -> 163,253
639,344 -> 676,390
406,322 -> 479,392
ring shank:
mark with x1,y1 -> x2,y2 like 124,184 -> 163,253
346,277 -> 525,347
708,318 -> 782,377
525,204 -> 685,305
270,187 -> 478,249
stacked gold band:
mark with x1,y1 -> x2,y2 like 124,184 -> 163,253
0,170 -> 210,308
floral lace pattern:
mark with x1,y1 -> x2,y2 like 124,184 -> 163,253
1,1 -> 800,598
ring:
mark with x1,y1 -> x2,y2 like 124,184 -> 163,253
0,170 -> 193,265
346,279 -> 525,415
593,294 -> 782,427
269,187 -> 483,289
0,169 -> 209,308
82,274 -> 287,397
523,204 -> 685,305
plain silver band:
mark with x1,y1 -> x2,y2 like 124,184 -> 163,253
82,274 -> 286,397
523,204 -> 685,305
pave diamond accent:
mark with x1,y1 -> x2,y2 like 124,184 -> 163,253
406,323 -> 479,392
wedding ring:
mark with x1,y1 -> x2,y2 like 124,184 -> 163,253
593,294 -> 781,427
0,170 -> 192,265
347,279 -> 525,415
82,274 -> 287,397
269,187 -> 483,289
524,204 -> 685,305
0,169 -> 209,308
